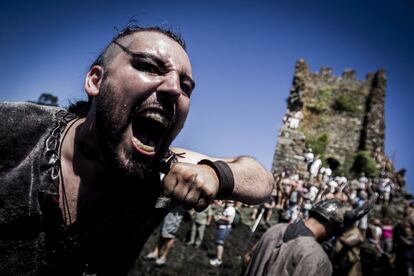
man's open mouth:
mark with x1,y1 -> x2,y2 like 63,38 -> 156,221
131,107 -> 172,157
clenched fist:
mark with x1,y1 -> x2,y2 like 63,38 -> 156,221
162,162 -> 219,211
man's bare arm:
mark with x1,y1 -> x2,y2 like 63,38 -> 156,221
162,147 -> 274,209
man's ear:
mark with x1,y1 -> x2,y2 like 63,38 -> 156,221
85,65 -> 104,97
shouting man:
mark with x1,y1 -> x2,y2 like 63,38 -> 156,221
0,26 -> 274,275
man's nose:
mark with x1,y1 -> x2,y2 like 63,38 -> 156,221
157,71 -> 181,101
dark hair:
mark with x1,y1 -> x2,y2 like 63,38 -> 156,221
90,25 -> 186,69
68,24 -> 186,116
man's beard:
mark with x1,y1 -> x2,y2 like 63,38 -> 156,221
94,80 -> 156,180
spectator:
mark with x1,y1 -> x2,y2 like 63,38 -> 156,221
210,200 -> 236,267
287,182 -> 302,223
304,148 -> 315,167
394,218 -> 414,276
250,204 -> 262,220
361,222 -> 383,276
280,177 -> 292,208
359,173 -> 369,190
369,218 -> 383,253
187,205 -> 213,248
380,178 -> 393,206
349,186 -> 358,203
395,169 -> 407,188
146,206 -> 186,266
307,184 -> 320,202
333,224 -> 364,276
334,190 -> 349,204
310,156 -> 322,179
301,193 -> 313,219
322,167 -> 332,183
381,218 -> 393,254
356,191 -> 369,238
264,196 -> 276,223
328,179 -> 339,194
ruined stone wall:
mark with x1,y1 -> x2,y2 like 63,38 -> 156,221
360,71 -> 386,159
272,60 -> 386,176
271,60 -> 308,176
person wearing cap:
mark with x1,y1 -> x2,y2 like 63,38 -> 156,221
244,196 -> 377,276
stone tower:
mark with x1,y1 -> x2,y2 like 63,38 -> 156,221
272,59 -> 386,177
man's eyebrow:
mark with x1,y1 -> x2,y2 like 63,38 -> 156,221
113,40 -> 195,90
113,40 -> 165,67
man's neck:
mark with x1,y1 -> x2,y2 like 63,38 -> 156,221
304,218 -> 328,241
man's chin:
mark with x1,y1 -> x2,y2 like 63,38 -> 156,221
123,161 -> 154,179
121,153 -> 156,178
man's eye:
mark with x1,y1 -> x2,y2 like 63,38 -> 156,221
133,62 -> 160,74
181,83 -> 193,97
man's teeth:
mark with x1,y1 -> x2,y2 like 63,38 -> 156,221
132,136 -> 155,152
141,111 -> 169,128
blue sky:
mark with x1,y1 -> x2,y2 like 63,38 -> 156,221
1,0 -> 413,192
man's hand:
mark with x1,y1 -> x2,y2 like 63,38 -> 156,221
169,147 -> 275,205
162,162 -> 219,211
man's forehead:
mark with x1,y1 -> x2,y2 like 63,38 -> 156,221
122,31 -> 191,69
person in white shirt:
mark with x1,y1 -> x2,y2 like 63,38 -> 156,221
359,173 -> 368,189
310,156 -> 322,178
323,167 -> 332,183
304,148 -> 314,166
210,200 -> 236,266
328,180 -> 339,194
307,185 -> 320,202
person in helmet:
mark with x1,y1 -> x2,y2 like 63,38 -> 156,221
243,195 -> 377,276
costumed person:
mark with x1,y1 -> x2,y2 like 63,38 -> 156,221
332,223 -> 364,276
244,195 -> 377,276
0,25 -> 274,275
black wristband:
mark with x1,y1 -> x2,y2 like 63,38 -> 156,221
197,159 -> 235,199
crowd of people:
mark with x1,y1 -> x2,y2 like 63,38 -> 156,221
143,145 -> 412,276
264,100 -> 410,275
144,199 -> 238,268
249,148 -> 412,275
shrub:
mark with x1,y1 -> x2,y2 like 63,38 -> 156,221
351,151 -> 378,176
305,133 -> 329,156
318,88 -> 333,102
306,103 -> 326,114
332,94 -> 359,113
333,152 -> 354,177
306,88 -> 333,114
